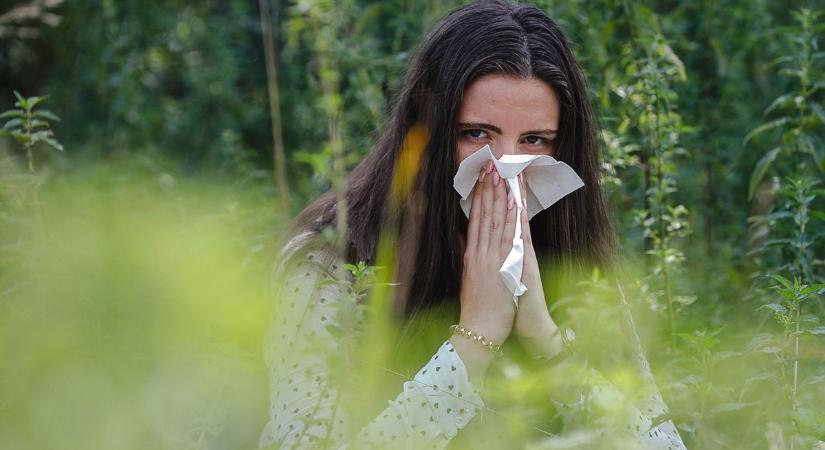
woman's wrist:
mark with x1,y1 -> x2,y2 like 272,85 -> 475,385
515,307 -> 563,360
457,313 -> 511,344
449,334 -> 495,387
518,326 -> 563,361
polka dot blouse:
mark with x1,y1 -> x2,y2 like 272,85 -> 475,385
258,234 -> 688,449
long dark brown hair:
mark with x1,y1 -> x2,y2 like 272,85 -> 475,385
286,0 -> 616,320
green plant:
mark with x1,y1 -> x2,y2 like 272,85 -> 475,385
762,273 -> 825,450
745,8 -> 825,200
0,91 -> 63,171
741,12 -> 825,440
615,3 -> 694,337
750,177 -> 825,283
0,90 -> 63,220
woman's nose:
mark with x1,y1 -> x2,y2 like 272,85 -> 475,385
494,142 -> 518,159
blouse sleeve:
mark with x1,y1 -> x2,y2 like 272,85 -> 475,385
573,365 -> 688,450
258,243 -> 484,450
619,285 -> 688,450
554,285 -> 687,450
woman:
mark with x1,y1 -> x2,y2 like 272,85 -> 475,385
258,1 -> 687,449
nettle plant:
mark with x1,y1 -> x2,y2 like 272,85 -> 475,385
745,6 -> 825,343
760,270 -> 825,450
614,4 -> 694,336
0,91 -> 63,218
745,9 -> 825,202
749,176 -> 825,449
745,8 -> 825,282
755,177 -> 825,284
1,91 -> 63,172
743,8 -> 825,449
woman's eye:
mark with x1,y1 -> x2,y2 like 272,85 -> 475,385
524,135 -> 545,145
463,129 -> 487,140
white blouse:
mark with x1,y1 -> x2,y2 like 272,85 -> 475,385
258,234 -> 687,449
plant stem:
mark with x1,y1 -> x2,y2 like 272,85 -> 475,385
790,303 -> 799,450
24,107 -> 42,226
258,0 -> 292,214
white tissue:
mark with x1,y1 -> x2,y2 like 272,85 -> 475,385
453,144 -> 584,304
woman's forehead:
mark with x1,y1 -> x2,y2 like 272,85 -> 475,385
458,74 -> 560,132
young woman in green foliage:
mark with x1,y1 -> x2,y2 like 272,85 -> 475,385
259,1 -> 687,448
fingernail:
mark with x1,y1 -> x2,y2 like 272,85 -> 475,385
480,169 -> 486,183
486,161 -> 493,173
478,169 -> 484,182
508,195 -> 515,210
493,172 -> 500,186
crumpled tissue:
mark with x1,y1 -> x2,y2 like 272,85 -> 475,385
453,144 -> 584,304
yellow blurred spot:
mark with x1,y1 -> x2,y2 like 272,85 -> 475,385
389,123 -> 429,205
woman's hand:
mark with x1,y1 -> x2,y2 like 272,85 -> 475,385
452,160 -> 519,384
512,172 -> 564,361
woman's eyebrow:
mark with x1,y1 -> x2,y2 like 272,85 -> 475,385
457,122 -> 558,135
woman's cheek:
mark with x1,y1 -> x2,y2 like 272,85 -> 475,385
457,140 -> 490,164
456,143 -> 474,165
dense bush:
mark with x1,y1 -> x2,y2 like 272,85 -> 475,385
1,1 -> 823,449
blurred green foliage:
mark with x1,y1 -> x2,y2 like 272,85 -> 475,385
1,0 -> 824,449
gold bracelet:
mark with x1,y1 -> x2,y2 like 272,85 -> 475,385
449,324 -> 503,354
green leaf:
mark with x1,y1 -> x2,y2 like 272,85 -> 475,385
13,90 -> 25,106
778,289 -> 796,302
803,373 -> 825,385
762,303 -> 787,315
11,130 -> 28,144
799,314 -> 820,323
33,110 -> 60,122
711,402 -> 759,413
711,351 -> 741,363
43,137 -> 64,152
743,118 -> 790,145
811,211 -> 825,222
746,333 -> 776,352
749,211 -> 793,223
812,103 -> 825,125
770,274 -> 793,289
802,284 -> 825,295
743,372 -> 775,387
2,118 -> 22,130
674,295 -> 696,305
30,119 -> 51,130
764,93 -> 794,116
0,110 -> 24,119
26,96 -> 46,109
29,130 -> 55,146
325,324 -> 343,339
676,333 -> 698,345
748,147 -> 781,200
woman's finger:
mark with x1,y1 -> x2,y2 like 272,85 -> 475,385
518,173 -> 532,245
466,168 -> 485,256
501,183 -> 517,258
489,169 -> 507,251
478,160 -> 494,255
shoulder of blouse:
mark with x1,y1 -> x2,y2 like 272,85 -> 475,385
259,239 -> 486,449
271,231 -> 343,286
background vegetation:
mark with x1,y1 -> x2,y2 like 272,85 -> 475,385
1,0 -> 823,449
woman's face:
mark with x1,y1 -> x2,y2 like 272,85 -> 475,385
456,74 -> 560,164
